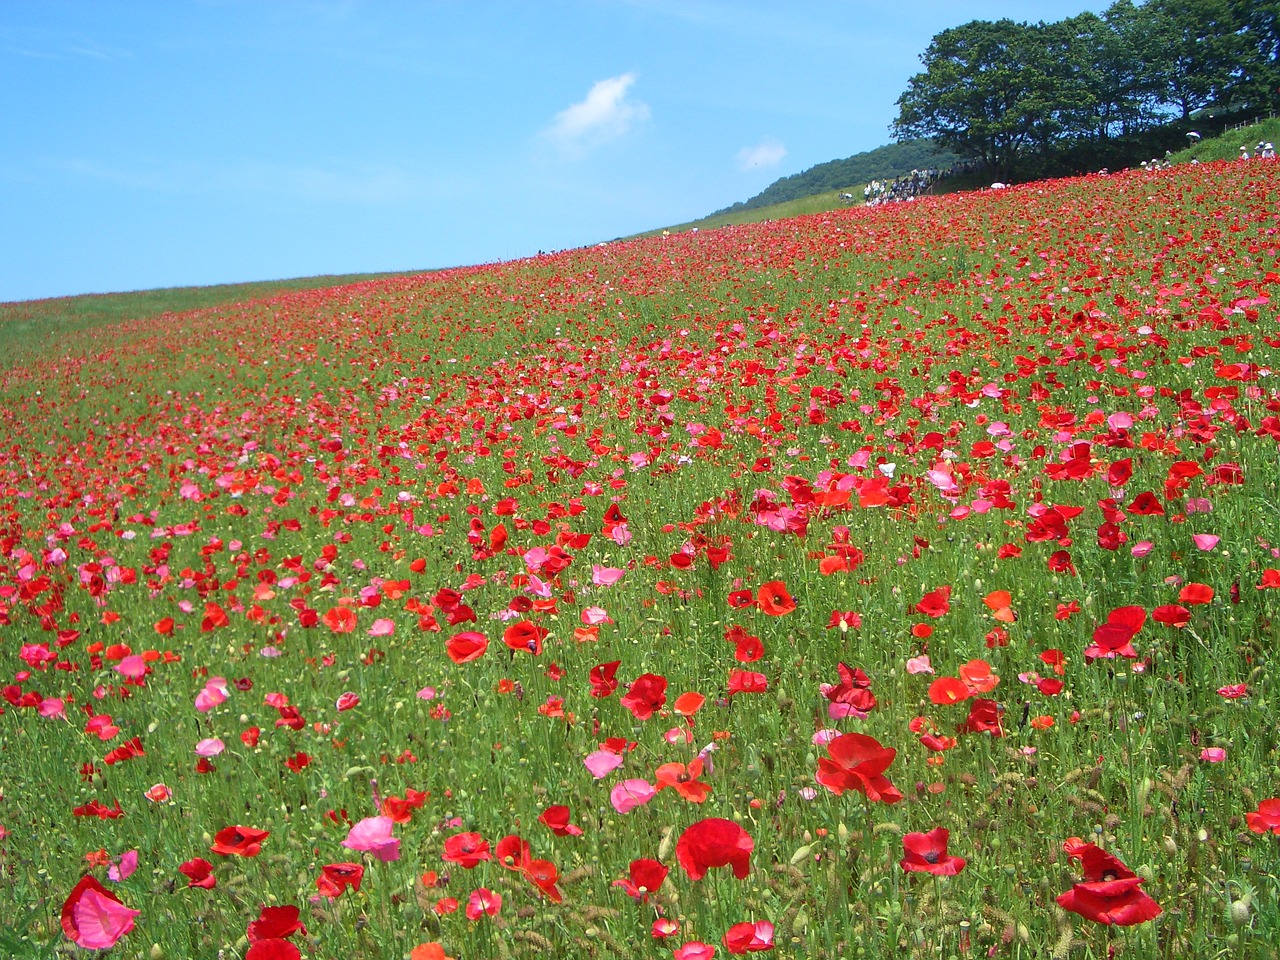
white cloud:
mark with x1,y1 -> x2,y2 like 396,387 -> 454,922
736,139 -> 787,171
542,73 -> 650,156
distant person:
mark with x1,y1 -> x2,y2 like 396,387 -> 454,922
1263,143 -> 1277,159
1241,146 -> 1251,160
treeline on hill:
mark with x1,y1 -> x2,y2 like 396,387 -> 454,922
714,140 -> 961,215
893,0 -> 1279,182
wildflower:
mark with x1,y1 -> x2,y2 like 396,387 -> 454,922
900,827 -> 966,876
723,920 -> 775,953
815,733 -> 903,803
676,818 -> 754,880
1056,842 -> 1161,926
655,757 -> 711,803
61,875 -> 141,949
210,825 -> 269,857
1246,798 -> 1280,835
613,858 -> 669,902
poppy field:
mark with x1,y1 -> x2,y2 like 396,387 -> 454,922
3,159 -> 1280,960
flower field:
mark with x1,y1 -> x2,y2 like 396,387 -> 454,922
3,159 -> 1280,959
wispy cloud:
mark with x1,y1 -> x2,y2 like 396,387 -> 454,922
541,73 -> 650,158
736,138 -> 787,171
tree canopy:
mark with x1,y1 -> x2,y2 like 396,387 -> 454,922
893,0 -> 1277,180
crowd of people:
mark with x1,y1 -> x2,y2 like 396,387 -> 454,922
856,159 -> 984,206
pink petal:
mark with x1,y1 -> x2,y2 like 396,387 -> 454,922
108,850 -> 138,882
195,738 -> 225,758
905,655 -> 934,675
610,779 -> 656,814
72,887 -> 141,949
591,565 -> 625,586
584,750 -> 624,779
1192,534 -> 1220,551
342,816 -> 400,862
114,655 -> 147,679
368,618 -> 396,636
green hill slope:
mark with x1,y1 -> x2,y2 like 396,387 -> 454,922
716,139 -> 962,214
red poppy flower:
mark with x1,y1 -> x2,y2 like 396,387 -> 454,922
620,673 -> 667,720
723,920 -> 775,953
247,905 -> 306,942
589,660 -> 621,698
915,584 -> 952,618
1125,488 -> 1166,516
757,580 -> 796,616
245,940 -> 301,960
613,858 -> 669,901
1151,604 -> 1191,627
900,827 -> 966,876
815,732 -> 903,803
525,858 -> 563,902
655,757 -> 711,803
210,825 -> 269,857
538,805 -> 583,836
1246,798 -> 1280,835
1107,458 -> 1133,486
1056,842 -> 1161,926
928,676 -> 971,706
1178,582 -> 1214,605
178,857 -> 216,889
957,698 -> 1005,737
823,662 -> 877,713
1084,605 -> 1146,659
727,669 -> 768,695
445,631 -> 489,663
316,862 -> 364,898
676,818 -> 754,880
321,606 -> 357,633
465,888 -> 502,920
442,832 -> 491,869
503,620 -> 547,655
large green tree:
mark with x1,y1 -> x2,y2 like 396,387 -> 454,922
1229,0 -> 1280,110
1137,0 -> 1250,118
892,19 -> 1067,181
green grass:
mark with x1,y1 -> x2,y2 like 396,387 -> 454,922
1170,118 -> 1280,164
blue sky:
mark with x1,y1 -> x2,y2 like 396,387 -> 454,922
2,1 -> 1101,302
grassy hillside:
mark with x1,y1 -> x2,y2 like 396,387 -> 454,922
716,139 -> 961,214
2,159 -> 1280,960
1170,117 -> 1280,163
0,271 -> 426,368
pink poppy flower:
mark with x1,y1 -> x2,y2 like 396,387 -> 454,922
584,750 -> 625,779
610,779 -> 656,813
368,618 -> 396,637
905,654 -> 934,675
108,850 -> 138,882
61,875 -> 141,949
342,816 -> 400,862
195,677 -> 230,713
465,888 -> 502,920
195,738 -> 225,758
591,565 -> 625,586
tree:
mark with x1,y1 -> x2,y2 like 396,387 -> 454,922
1138,0 -> 1249,118
892,20 -> 1074,181
1228,0 -> 1280,111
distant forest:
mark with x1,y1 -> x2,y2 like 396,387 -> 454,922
714,140 -> 961,215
